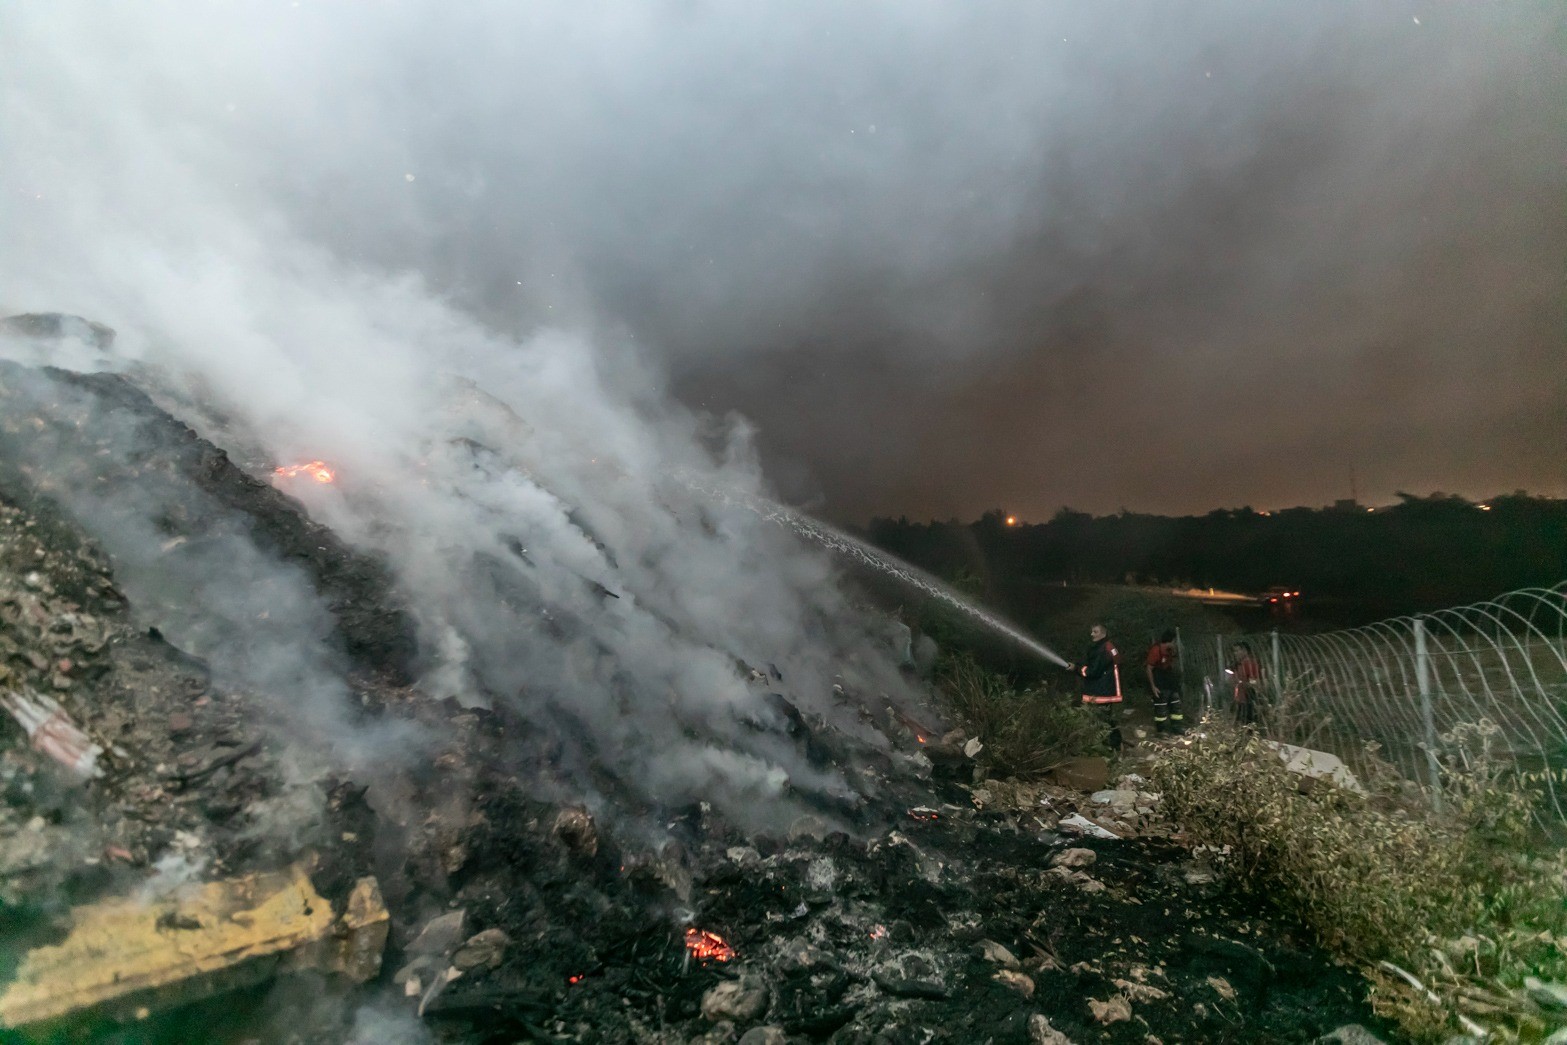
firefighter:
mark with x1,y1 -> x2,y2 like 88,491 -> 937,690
1071,623 -> 1123,752
1229,641 -> 1261,726
1145,628 -> 1182,732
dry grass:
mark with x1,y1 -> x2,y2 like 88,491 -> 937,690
1149,719 -> 1567,1041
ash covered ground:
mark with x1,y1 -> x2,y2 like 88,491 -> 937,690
0,325 -> 1389,1043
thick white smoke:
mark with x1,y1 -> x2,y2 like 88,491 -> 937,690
0,4 -> 950,829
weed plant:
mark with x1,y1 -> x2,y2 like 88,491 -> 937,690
1149,719 -> 1567,1041
936,654 -> 1107,776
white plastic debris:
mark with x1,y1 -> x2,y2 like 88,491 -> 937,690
1263,740 -> 1364,793
1058,813 -> 1119,840
963,737 -> 984,758
1,688 -> 103,778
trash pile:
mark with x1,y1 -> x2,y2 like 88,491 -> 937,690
0,324 -> 1391,1043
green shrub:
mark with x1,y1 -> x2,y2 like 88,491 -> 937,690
1148,721 -> 1567,1041
936,654 -> 1106,776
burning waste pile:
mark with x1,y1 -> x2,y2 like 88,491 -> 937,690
0,316 -> 1386,1043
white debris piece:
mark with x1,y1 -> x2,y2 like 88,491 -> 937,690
963,737 -> 984,758
1,688 -> 103,778
1058,814 -> 1119,840
1263,741 -> 1364,792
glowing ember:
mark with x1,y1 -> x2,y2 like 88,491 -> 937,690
568,974 -> 583,985
272,460 -> 336,484
869,924 -> 889,940
908,806 -> 939,822
683,927 -> 735,963
916,734 -> 926,744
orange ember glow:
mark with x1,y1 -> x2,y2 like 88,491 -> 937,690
916,734 -> 926,744
869,924 -> 889,940
684,928 -> 735,963
1005,515 -> 1017,526
272,460 -> 336,484
568,974 -> 583,985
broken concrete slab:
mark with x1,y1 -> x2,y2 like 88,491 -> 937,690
0,864 -> 387,1032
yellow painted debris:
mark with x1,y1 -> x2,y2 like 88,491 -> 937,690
0,865 -> 388,1031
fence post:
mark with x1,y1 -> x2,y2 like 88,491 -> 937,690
1270,628 -> 1282,702
1215,634 -> 1226,720
1414,616 -> 1444,811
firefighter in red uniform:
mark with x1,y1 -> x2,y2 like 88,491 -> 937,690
1145,629 -> 1183,733
1071,623 -> 1123,752
1229,641 -> 1261,726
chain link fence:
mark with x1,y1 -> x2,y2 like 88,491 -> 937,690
1179,582 -> 1567,820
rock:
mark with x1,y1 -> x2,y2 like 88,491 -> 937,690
1206,975 -> 1236,1000
1263,740 -> 1364,793
551,807 -> 598,857
452,928 -> 510,971
701,977 -> 769,1023
1058,814 -> 1118,840
787,815 -> 830,842
976,939 -> 1020,969
994,969 -> 1035,997
407,910 -> 466,956
1050,847 -> 1096,869
1525,976 -> 1567,1010
1089,994 -> 1132,1024
1112,978 -> 1170,1003
737,1028 -> 787,1045
726,845 -> 762,868
775,936 -> 822,971
1090,789 -> 1138,809
1050,756 -> 1109,792
1028,1014 -> 1075,1045
1315,1026 -> 1389,1045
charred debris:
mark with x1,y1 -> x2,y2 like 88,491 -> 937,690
0,320 -> 1385,1043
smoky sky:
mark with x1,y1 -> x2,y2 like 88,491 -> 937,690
4,1 -> 1564,521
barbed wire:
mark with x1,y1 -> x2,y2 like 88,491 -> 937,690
1183,582 -> 1567,820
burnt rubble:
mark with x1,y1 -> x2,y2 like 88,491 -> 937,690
0,340 -> 1391,1043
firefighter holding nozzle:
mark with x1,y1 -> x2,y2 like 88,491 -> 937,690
1067,623 -> 1123,753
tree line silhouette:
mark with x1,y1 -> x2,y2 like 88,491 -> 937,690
863,492 -> 1566,628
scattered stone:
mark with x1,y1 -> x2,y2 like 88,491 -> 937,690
994,969 -> 1035,997
976,939 -> 1020,969
701,976 -> 769,1023
451,928 -> 510,971
1050,847 -> 1096,869
407,910 -> 467,956
551,807 -> 598,857
1089,994 -> 1132,1025
1206,974 -> 1236,1000
737,1028 -> 787,1045
1028,1013 -> 1075,1045
1315,1026 -> 1389,1045
1113,978 -> 1170,1004
726,846 -> 762,868
787,815 -> 830,843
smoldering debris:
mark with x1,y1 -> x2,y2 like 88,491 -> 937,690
0,319 -> 1387,1041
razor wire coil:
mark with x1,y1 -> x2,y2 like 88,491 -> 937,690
1185,582 -> 1567,822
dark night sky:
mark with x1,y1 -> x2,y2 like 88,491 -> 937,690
5,2 -> 1564,521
